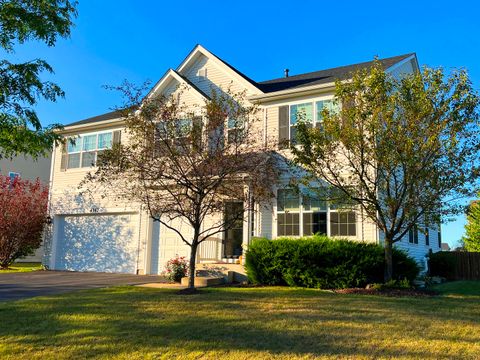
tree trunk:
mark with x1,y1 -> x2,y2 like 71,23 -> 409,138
188,241 -> 198,289
384,237 -> 393,282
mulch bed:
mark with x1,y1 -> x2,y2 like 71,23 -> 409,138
334,288 -> 438,297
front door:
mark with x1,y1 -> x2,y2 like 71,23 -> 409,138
223,202 -> 244,259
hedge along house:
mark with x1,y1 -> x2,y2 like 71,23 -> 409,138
44,45 -> 441,275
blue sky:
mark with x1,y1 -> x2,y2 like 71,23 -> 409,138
9,0 -> 479,246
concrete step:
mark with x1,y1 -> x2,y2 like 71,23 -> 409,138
180,276 -> 225,287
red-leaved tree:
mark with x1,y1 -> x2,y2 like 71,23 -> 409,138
0,176 -> 49,269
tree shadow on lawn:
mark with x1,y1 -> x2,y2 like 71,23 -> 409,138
0,287 -> 479,359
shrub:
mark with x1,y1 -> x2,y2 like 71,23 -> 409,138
428,251 -> 457,279
0,176 -> 48,269
245,235 -> 419,289
164,256 -> 188,282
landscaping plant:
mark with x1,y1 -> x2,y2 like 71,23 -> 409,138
245,236 -> 419,289
164,256 -> 189,283
0,176 -> 48,269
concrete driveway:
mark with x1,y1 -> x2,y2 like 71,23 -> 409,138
0,271 -> 166,302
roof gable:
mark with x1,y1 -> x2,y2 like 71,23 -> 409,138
177,44 -> 263,95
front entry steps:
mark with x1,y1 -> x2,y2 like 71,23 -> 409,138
180,276 -> 225,287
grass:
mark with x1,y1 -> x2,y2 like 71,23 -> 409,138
0,262 -> 43,273
0,285 -> 479,359
431,280 -> 480,297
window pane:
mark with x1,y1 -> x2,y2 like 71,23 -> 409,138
277,189 -> 299,212
67,153 -> 80,168
81,151 -> 96,167
303,212 -> 327,235
348,224 -> 356,236
176,119 -> 192,136
98,133 -> 112,149
303,190 -> 327,211
277,213 -> 286,236
330,211 -> 355,236
290,103 -> 313,125
83,135 -> 97,151
68,137 -> 82,153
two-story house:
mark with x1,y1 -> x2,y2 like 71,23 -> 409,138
44,45 -> 441,275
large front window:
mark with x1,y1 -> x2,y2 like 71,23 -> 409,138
67,132 -> 113,169
276,188 -> 356,237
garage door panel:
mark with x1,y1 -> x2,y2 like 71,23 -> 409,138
56,214 -> 138,273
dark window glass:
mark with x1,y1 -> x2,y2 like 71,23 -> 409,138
303,212 -> 327,236
277,213 -> 299,236
409,226 -> 419,244
425,228 -> 430,246
330,211 -> 356,236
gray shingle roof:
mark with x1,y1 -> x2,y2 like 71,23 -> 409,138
256,53 -> 415,93
65,110 -> 123,127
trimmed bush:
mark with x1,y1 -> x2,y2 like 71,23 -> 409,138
245,235 -> 419,289
428,251 -> 457,279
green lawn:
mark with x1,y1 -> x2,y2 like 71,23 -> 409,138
431,280 -> 480,297
0,285 -> 479,359
0,262 -> 43,273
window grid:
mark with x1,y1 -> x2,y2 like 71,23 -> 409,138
67,131 -> 113,169
276,189 -> 355,237
288,99 -> 338,142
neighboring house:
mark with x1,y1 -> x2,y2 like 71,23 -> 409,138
441,243 -> 451,251
0,154 -> 51,262
44,45 -> 441,275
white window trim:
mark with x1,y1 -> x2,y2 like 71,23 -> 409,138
285,95 -> 337,142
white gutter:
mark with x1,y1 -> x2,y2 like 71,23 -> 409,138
249,82 -> 337,104
60,117 -> 125,134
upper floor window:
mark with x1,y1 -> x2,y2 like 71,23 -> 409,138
408,225 -> 419,244
66,131 -> 113,169
154,117 -> 202,153
227,117 -> 245,144
288,99 -> 339,143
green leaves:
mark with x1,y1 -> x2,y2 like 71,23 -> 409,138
463,200 -> 480,251
0,0 -> 77,158
0,0 -> 77,52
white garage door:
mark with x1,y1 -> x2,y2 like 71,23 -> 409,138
55,213 -> 139,273
149,219 -> 190,274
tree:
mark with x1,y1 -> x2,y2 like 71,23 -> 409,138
291,61 -> 480,281
463,200 -> 480,251
0,0 -> 78,158
85,83 -> 277,290
0,175 -> 49,269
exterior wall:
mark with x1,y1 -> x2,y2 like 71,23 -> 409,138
0,154 -> 51,183
394,226 -> 441,269
0,154 -> 51,262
